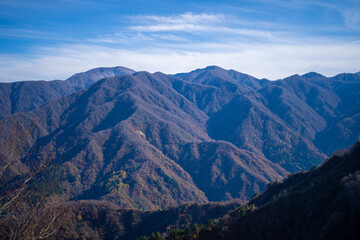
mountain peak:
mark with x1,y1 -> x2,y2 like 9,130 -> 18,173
174,66 -> 268,91
66,66 -> 136,89
67,66 -> 135,79
331,72 -> 360,82
282,74 -> 303,82
184,65 -> 227,75
302,72 -> 326,80
203,65 -> 225,71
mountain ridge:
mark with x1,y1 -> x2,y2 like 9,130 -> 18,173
0,66 -> 359,211
0,66 -> 135,119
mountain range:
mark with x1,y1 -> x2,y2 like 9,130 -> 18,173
0,66 -> 359,211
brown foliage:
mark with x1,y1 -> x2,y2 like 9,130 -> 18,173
0,118 -> 61,240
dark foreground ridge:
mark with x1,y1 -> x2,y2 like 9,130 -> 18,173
181,141 -> 360,240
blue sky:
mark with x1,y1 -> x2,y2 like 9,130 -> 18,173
0,0 -> 360,82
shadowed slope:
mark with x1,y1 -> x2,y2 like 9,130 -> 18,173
42,200 -> 241,240
194,141 -> 360,240
207,92 -> 327,172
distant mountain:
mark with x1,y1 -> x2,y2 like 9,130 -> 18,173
331,72 -> 360,82
0,66 -> 359,211
191,141 -> 360,240
0,66 -> 135,119
66,66 -> 136,90
175,65 -> 268,92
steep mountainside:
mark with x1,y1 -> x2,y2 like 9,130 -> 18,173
0,66 -> 359,211
43,201 -> 240,240
207,92 -> 326,172
0,66 -> 135,119
191,141 -> 360,240
5,71 -> 286,210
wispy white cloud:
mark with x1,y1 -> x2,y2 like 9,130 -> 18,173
130,13 -> 225,25
244,0 -> 360,30
0,26 -> 60,40
128,12 -> 275,41
150,33 -> 190,42
130,23 -> 208,32
1,41 -> 359,82
129,12 -> 224,33
130,24 -> 274,39
1,9 -> 359,82
88,33 -> 153,44
306,0 -> 360,30
342,8 -> 360,29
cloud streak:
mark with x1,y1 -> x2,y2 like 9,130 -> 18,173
129,13 -> 225,25
1,9 -> 359,82
342,8 -> 360,29
128,12 -> 276,43
129,13 -> 224,33
1,40 -> 359,82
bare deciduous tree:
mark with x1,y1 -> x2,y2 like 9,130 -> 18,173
0,117 -> 61,240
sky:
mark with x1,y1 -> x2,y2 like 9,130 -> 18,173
0,0 -> 360,82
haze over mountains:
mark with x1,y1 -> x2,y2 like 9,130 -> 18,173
0,66 -> 359,211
